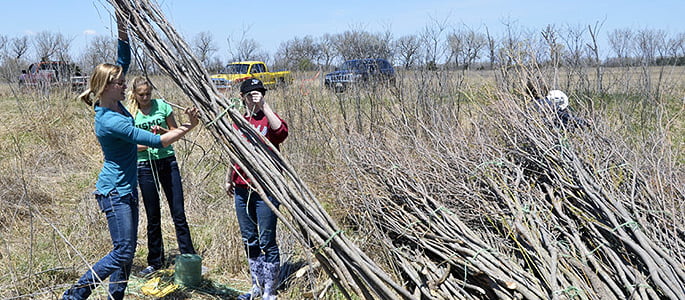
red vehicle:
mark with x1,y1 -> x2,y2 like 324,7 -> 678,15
19,61 -> 87,90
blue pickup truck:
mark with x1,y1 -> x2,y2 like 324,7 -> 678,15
324,58 -> 395,92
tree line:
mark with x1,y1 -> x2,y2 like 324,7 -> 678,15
1,19 -> 684,80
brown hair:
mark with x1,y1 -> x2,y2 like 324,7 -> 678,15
77,63 -> 123,106
125,76 -> 152,118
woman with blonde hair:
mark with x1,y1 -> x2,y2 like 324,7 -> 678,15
62,15 -> 199,300
126,76 -> 197,276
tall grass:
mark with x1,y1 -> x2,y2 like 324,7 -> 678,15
0,64 -> 683,299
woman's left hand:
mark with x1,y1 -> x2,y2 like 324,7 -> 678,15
184,107 -> 200,128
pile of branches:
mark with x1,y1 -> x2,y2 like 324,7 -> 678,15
109,0 -> 412,299
343,95 -> 685,299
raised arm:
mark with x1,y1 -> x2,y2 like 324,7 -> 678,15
115,14 -> 131,74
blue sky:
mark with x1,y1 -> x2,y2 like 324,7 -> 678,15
2,0 -> 683,60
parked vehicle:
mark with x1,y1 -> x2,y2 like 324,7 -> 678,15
19,61 -> 86,90
324,58 -> 395,92
210,61 -> 292,92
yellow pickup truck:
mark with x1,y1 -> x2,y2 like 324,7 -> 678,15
210,61 -> 292,91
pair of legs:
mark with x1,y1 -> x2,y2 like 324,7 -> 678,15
234,187 -> 281,299
138,156 -> 196,269
62,191 -> 138,300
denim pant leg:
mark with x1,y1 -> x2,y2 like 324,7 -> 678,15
158,156 -> 195,255
138,161 -> 164,268
234,187 -> 280,264
256,194 -> 280,265
106,191 -> 138,299
63,191 -> 138,300
235,187 -> 261,259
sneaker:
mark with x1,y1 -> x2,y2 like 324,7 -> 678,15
138,266 -> 157,277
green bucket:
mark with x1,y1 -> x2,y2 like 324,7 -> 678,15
174,254 -> 202,287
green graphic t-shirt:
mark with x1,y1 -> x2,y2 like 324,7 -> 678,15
134,99 -> 175,161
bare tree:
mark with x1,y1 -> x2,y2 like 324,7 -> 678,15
635,28 -> 666,66
1,35 -> 33,84
635,28 -> 667,102
0,34 -> 18,84
192,31 -> 218,67
378,28 -> 394,61
629,28 -> 668,132
496,18 -> 528,91
448,26 -> 486,70
226,25 -> 267,62
274,40 -> 291,70
635,29 -> 665,71
446,30 -> 463,69
608,28 -> 634,66
0,35 -> 7,60
79,35 -> 116,72
236,38 -> 263,61
607,28 -> 635,92
394,34 -> 422,69
33,31 -> 72,62
541,24 -> 562,87
420,15 -> 450,68
333,29 -> 392,61
275,35 -> 319,71
587,20 -> 605,94
561,24 -> 590,92
498,18 -> 522,69
483,25 -> 497,69
318,33 -> 337,70
11,36 -> 30,60
666,32 -> 685,63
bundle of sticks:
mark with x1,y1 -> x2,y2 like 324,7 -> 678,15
109,0 -> 412,299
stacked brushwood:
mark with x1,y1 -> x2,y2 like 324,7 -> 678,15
109,0 -> 413,299
341,94 -> 685,299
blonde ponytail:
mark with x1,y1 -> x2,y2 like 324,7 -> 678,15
78,89 -> 95,106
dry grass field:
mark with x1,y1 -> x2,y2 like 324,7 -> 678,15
0,65 -> 683,299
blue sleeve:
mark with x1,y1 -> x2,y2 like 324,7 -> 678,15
117,39 -> 131,75
557,109 -> 589,128
110,115 -> 164,148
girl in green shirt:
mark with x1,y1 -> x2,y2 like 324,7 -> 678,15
127,76 -> 197,275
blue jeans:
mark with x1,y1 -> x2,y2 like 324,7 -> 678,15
62,191 -> 138,300
138,156 -> 195,268
234,187 -> 280,264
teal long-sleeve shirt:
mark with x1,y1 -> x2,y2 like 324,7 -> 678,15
93,39 -> 159,195
94,102 -> 163,195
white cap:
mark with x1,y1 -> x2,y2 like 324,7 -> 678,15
547,90 -> 569,110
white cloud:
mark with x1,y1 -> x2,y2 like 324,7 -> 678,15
84,29 -> 97,35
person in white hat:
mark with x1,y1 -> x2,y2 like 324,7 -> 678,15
544,89 -> 588,128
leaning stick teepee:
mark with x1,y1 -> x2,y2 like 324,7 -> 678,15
109,0 -> 414,299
